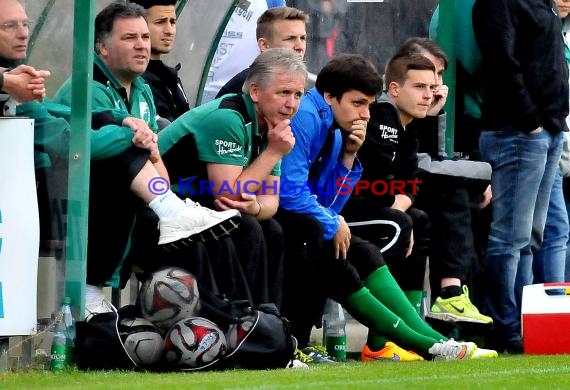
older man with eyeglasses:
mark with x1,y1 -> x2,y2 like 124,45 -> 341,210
0,0 -> 49,110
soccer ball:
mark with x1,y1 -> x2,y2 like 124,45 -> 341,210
138,266 -> 201,330
119,316 -> 164,367
225,313 -> 256,353
163,317 -> 227,369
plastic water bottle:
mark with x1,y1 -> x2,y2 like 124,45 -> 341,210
322,299 -> 347,361
50,297 -> 76,370
420,291 -> 430,320
62,297 -> 76,363
50,315 -> 67,370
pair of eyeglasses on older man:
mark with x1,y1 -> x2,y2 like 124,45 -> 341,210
0,20 -> 32,32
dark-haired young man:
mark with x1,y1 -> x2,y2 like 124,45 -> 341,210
343,52 -> 433,330
278,53 -> 497,361
353,37 -> 492,327
130,0 -> 190,122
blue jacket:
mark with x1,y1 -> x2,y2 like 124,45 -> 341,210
280,87 -> 363,240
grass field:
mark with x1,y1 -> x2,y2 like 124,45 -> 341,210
2,355 -> 570,389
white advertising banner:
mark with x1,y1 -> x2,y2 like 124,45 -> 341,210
201,0 -> 270,103
0,118 -> 38,336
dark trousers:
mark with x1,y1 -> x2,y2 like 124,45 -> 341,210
229,215 -> 285,309
275,208 -> 385,348
125,206 -> 251,300
343,203 -> 430,292
415,172 -> 490,303
160,137 -> 284,308
274,209 -> 326,348
322,235 -> 386,300
87,147 -> 149,286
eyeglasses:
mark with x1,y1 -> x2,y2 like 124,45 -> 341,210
0,20 -> 32,32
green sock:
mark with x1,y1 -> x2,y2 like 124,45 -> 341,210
364,266 -> 446,341
404,290 -> 423,316
345,287 -> 437,353
366,331 -> 389,351
367,291 -> 423,350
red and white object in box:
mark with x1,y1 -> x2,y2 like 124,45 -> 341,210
521,283 -> 570,355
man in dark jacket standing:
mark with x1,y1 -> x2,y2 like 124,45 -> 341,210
473,0 -> 569,353
130,0 -> 190,123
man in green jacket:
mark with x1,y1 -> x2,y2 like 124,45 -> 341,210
57,2 -> 306,310
53,2 -> 241,316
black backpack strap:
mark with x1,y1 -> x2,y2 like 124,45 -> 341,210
75,307 -> 140,371
197,251 -> 254,328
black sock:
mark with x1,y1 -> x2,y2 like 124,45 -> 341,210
440,285 -> 462,299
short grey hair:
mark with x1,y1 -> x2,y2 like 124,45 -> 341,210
242,48 -> 308,94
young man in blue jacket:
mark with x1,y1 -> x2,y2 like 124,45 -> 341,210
343,52 -> 433,324
278,53 -> 497,360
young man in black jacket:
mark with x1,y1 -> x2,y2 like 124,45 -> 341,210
400,38 -> 493,326
130,0 -> 190,123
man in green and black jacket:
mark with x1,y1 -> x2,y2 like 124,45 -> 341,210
54,2 -> 241,317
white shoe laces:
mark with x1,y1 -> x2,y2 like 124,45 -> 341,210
432,339 -> 464,358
